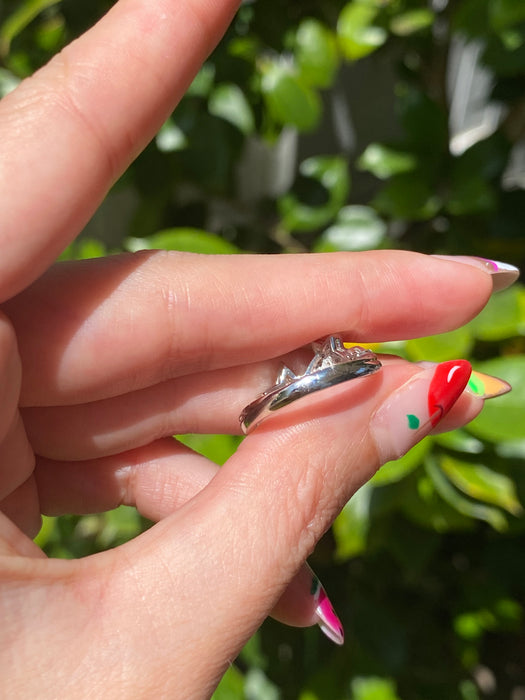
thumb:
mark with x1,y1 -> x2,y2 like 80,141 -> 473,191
97,358 -> 479,695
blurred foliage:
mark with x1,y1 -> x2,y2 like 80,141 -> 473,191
2,0 -> 525,697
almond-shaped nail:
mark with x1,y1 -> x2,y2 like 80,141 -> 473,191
417,363 -> 512,401
467,370 -> 512,399
433,255 -> 520,292
371,360 -> 472,463
311,576 -> 344,646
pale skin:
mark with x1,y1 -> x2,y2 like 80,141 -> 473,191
0,1 -> 500,697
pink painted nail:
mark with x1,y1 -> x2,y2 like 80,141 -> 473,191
371,360 -> 472,463
432,255 -> 520,292
311,576 -> 344,646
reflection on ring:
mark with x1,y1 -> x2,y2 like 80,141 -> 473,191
239,335 -> 382,434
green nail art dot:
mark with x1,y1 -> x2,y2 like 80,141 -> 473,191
407,414 -> 420,430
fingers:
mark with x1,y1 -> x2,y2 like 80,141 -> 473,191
4,250 -> 494,405
31,363 -> 483,516
34,438 -> 218,518
0,0 -> 240,302
76,359 -> 477,695
22,358 -> 284,461
8,362 -> 481,698
0,476 -> 41,538
23,354 -> 483,462
35,436 -> 334,639
0,314 -> 21,438
0,509 -> 45,558
271,564 -> 345,646
0,413 -> 35,499
0,314 -> 38,535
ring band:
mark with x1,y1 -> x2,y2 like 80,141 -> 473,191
239,335 -> 382,434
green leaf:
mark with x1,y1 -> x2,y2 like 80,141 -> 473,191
468,355 -> 525,442
455,598 -> 523,642
34,13 -> 64,52
371,437 -> 430,486
239,633 -> 267,670
260,61 -> 322,132
440,455 -> 523,517
452,0 -> 489,38
279,156 -> 350,232
489,0 -> 525,32
33,515 -> 57,548
351,676 -> 401,700
186,63 -> 215,98
404,473 -> 476,531
332,482 -> 372,560
177,434 -> 241,466
98,506 -> 144,549
212,666 -> 245,698
469,286 -> 525,341
59,239 -> 107,261
209,83 -> 255,135
390,9 -> 434,36
0,67 -> 20,97
496,439 -> 525,459
357,143 -> 417,179
337,1 -> 387,61
372,173 -> 441,220
434,429 -> 484,455
454,609 -> 493,641
126,229 -> 239,255
449,133 -> 511,185
397,87 -> 448,153
156,119 -> 188,153
314,205 -> 386,251
405,327 -> 474,363
0,0 -> 62,56
482,31 -> 525,77
425,456 -> 509,531
446,175 -> 497,216
295,19 -> 340,88
244,669 -> 280,700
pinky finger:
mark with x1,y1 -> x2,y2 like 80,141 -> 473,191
0,475 -> 41,538
34,438 -> 218,519
35,437 -> 339,642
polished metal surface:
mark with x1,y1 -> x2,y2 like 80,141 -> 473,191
240,336 -> 382,434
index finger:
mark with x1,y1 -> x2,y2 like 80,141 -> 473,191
0,0 -> 240,302
4,249 -> 496,405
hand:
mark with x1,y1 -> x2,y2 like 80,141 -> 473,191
0,1 -> 516,696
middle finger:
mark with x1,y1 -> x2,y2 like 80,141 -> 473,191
23,355 -> 483,462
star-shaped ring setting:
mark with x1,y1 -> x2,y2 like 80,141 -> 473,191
239,335 -> 382,434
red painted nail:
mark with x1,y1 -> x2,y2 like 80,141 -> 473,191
427,360 -> 472,427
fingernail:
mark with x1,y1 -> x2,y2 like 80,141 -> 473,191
311,576 -> 344,646
417,363 -> 512,400
467,369 -> 512,399
432,255 -> 520,292
371,360 -> 472,463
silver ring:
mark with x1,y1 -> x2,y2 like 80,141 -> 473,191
239,335 -> 382,434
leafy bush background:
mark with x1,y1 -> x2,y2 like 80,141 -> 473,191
2,0 -> 525,697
